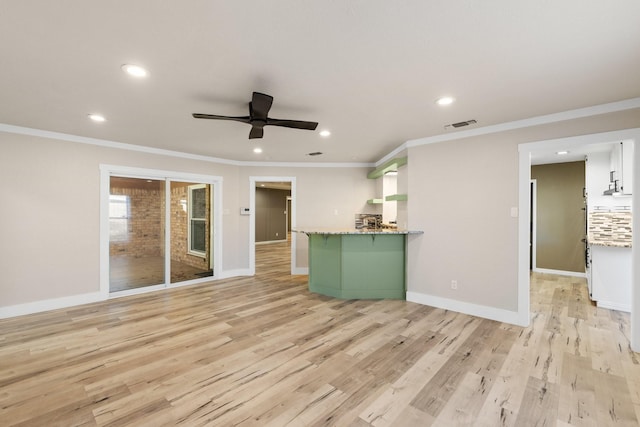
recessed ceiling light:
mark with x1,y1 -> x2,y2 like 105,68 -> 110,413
319,130 -> 331,137
121,64 -> 148,78
436,96 -> 455,106
253,147 -> 263,154
556,150 -> 569,155
88,114 -> 106,122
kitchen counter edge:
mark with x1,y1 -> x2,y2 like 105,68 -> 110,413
293,228 -> 423,235
587,233 -> 632,248
588,239 -> 632,248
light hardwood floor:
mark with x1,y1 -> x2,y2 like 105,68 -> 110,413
1,241 -> 638,426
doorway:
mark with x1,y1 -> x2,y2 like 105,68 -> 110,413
101,166 -> 221,296
530,180 -> 536,270
530,161 -> 586,276
517,128 -> 639,336
249,176 -> 297,275
255,182 -> 291,244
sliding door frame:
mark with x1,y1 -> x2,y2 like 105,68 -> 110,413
100,164 -> 223,298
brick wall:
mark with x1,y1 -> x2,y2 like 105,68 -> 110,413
110,184 -> 211,271
109,187 -> 163,257
169,184 -> 210,270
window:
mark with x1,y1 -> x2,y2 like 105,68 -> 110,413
188,185 -> 207,257
109,194 -> 130,242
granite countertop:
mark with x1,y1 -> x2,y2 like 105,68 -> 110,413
293,228 -> 423,235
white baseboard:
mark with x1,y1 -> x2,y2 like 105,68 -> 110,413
255,239 -> 287,245
406,291 -> 527,326
292,267 -> 308,275
218,268 -> 253,279
597,300 -> 631,313
532,267 -> 586,278
0,292 -> 103,319
0,269 -> 258,319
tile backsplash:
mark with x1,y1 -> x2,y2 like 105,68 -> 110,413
588,211 -> 632,244
355,214 -> 382,229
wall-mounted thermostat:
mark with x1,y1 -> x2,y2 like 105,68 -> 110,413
240,207 -> 251,215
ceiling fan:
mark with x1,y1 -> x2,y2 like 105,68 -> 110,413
192,92 -> 318,139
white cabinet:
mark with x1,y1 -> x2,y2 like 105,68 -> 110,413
610,142 -> 622,184
606,140 -> 634,195
621,140 -> 634,194
590,244 -> 632,312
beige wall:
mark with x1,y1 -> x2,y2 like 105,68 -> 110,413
0,132 -> 378,307
2,106 -> 640,321
406,108 -> 640,316
237,165 -> 379,269
531,161 -> 585,273
407,136 -> 520,311
0,132 -> 241,306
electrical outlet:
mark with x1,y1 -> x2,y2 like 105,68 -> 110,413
451,280 -> 458,290
275,232 -> 279,237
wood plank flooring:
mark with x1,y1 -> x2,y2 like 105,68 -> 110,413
1,241 -> 638,426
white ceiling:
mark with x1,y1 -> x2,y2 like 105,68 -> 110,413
530,141 -> 617,165
1,1 -> 639,164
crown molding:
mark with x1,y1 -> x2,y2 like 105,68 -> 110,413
375,97 -> 640,166
0,123 -> 374,168
4,96 -> 639,170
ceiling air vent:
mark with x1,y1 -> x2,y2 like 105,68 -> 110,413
445,119 -> 477,130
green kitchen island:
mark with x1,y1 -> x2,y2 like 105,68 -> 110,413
295,228 -> 423,300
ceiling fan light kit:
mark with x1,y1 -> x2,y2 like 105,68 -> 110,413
193,92 -> 318,139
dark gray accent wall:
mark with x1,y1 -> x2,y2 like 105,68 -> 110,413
531,161 -> 586,273
256,188 -> 290,242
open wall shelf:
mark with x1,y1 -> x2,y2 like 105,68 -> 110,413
367,157 -> 408,179
385,194 -> 408,202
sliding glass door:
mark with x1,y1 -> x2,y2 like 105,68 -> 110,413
109,177 -> 166,292
105,170 -> 218,294
169,181 -> 213,284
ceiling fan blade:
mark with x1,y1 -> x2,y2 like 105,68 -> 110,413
193,92 -> 317,140
266,118 -> 319,130
192,113 -> 251,124
250,92 -> 273,120
249,126 -> 264,139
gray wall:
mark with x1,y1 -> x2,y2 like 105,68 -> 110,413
255,187 -> 290,242
531,161 -> 586,273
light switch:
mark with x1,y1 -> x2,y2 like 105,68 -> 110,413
510,207 -> 518,218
